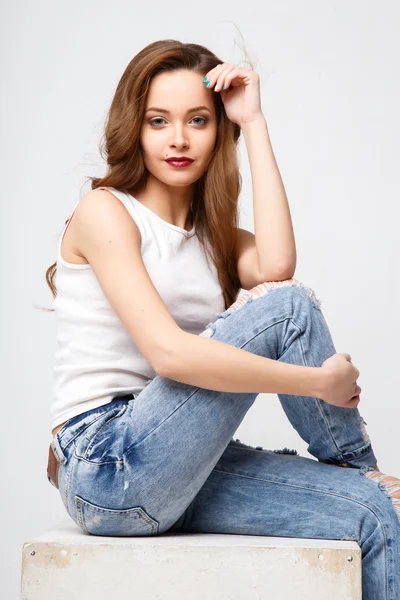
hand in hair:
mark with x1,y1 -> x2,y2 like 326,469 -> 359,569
202,63 -> 263,127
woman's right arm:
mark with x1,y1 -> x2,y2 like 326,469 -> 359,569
74,190 -> 350,406
163,329 -> 323,397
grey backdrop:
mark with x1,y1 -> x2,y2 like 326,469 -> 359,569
2,1 -> 399,598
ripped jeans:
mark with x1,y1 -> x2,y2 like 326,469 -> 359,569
49,278 -> 400,600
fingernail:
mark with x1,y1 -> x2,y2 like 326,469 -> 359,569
202,76 -> 208,83
206,81 -> 211,88
222,83 -> 225,90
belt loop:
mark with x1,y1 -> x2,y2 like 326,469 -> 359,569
51,434 -> 67,465
47,436 -> 67,490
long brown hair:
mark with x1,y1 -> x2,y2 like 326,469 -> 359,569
45,39 -> 255,311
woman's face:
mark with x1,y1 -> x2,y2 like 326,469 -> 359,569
140,69 -> 218,187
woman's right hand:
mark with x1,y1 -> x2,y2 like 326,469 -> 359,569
319,353 -> 362,408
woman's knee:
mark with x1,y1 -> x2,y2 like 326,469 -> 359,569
248,277 -> 322,311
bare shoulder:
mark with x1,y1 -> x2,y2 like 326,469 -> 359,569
70,187 -> 180,374
73,188 -> 142,261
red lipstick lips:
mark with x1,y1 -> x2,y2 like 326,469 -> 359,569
165,156 -> 194,168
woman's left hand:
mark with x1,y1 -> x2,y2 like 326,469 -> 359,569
202,63 -> 264,127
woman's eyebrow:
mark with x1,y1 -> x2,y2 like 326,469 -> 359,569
145,106 -> 212,114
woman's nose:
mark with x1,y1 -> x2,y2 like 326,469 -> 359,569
170,126 -> 188,146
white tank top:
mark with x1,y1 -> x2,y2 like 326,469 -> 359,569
51,187 -> 225,429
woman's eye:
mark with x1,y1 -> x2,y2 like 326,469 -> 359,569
149,118 -> 165,126
192,116 -> 208,125
149,116 -> 208,127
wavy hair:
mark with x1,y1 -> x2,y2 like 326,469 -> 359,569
45,39 -> 255,310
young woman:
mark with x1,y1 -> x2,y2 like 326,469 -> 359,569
46,39 -> 400,597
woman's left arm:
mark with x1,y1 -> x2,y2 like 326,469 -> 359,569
242,115 -> 297,279
205,63 -> 297,279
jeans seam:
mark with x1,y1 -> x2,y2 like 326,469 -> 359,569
75,496 -> 89,533
124,388 -> 200,457
291,290 -> 370,464
212,467 -> 389,596
241,316 -> 298,357
212,468 -> 390,526
287,315 -> 346,459
64,451 -> 76,517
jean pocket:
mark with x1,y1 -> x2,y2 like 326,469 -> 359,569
75,495 -> 159,536
75,404 -> 129,463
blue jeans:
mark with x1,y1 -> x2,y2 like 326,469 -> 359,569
49,279 -> 400,599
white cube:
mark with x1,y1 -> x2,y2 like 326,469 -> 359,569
21,519 -> 361,599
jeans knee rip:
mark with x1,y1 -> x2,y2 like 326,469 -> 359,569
272,447 -> 299,456
360,467 -> 400,519
232,438 -> 298,455
231,439 -> 299,456
198,278 -> 321,338
199,321 -> 217,338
